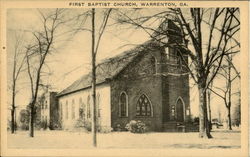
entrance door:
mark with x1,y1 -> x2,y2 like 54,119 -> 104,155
176,99 -> 184,122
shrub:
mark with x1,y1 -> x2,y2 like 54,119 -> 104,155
40,121 -> 48,130
75,118 -> 85,128
20,123 -> 29,130
74,118 -> 91,131
193,117 -> 199,124
125,120 -> 147,133
83,120 -> 92,132
115,124 -> 122,131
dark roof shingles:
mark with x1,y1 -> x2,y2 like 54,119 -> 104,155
57,41 -> 159,96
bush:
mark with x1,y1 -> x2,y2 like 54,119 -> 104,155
75,119 -> 112,133
20,123 -> 29,130
73,118 -> 91,131
75,118 -> 85,128
193,117 -> 199,124
49,122 -> 61,130
84,120 -> 92,132
125,120 -> 147,133
113,123 -> 126,131
40,121 -> 48,130
115,124 -> 122,131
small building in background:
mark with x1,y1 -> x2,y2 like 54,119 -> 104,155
40,92 -> 59,129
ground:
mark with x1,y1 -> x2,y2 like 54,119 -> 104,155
7,128 -> 240,149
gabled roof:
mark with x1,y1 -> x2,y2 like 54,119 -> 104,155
57,40 -> 160,97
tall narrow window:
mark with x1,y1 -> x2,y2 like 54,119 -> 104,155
79,98 -> 84,119
72,99 -> 75,119
171,105 -> 175,117
151,56 -> 157,74
97,93 -> 101,117
176,50 -> 182,68
165,47 -> 169,60
45,101 -> 48,109
87,95 -> 91,118
176,98 -> 184,122
65,100 -> 68,120
119,92 -> 128,117
60,102 -> 63,120
136,94 -> 152,116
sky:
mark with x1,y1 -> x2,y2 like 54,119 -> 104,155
6,8 -> 241,119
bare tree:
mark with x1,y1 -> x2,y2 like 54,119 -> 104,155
24,9 -> 69,137
209,54 -> 239,130
90,8 -> 112,147
116,8 -> 240,138
9,32 -> 26,133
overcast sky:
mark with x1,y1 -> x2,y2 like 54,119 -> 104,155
6,8 -> 240,119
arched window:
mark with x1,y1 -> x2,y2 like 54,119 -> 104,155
176,98 -> 185,122
136,94 -> 152,116
119,92 -> 128,117
87,95 -> 91,118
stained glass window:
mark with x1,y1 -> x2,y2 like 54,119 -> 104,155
136,94 -> 152,116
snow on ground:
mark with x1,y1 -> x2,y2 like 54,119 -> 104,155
7,129 -> 240,149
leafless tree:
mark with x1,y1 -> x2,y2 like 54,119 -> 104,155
90,8 -> 112,147
24,9 -> 70,137
59,8 -> 112,147
116,8 -> 240,138
209,54 -> 240,130
9,32 -> 26,133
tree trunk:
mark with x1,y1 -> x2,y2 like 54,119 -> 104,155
29,103 -> 34,137
227,105 -> 232,130
11,84 -> 16,134
227,56 -> 232,130
91,8 -> 97,147
207,89 -> 212,131
198,84 -> 212,138
11,108 -> 15,133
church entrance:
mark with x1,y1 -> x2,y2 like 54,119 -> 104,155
176,98 -> 184,122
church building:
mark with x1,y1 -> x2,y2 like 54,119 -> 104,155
56,20 -> 190,132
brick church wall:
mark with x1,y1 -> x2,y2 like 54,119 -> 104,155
111,48 -> 164,131
111,76 -> 163,131
110,38 -> 190,131
166,75 -> 190,121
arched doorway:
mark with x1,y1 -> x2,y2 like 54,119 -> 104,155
176,98 -> 184,122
